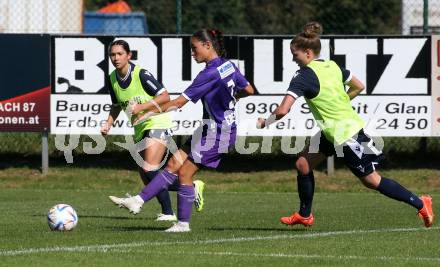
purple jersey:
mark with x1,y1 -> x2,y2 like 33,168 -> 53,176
182,57 -> 249,128
182,57 -> 249,168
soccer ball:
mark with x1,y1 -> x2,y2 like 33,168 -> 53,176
47,204 -> 78,231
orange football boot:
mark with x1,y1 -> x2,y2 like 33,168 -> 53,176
280,212 -> 314,227
418,195 -> 434,228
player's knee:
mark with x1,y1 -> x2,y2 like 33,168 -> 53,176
360,172 -> 381,189
177,168 -> 185,178
360,179 -> 376,189
165,158 -> 179,173
142,163 -> 159,172
296,157 -> 310,175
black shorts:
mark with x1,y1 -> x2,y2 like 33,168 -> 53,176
141,129 -> 173,141
136,129 -> 175,156
310,129 -> 385,178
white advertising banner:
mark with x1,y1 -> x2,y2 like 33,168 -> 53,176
236,96 -> 431,136
51,94 -> 203,135
432,35 -> 440,136
51,35 -> 436,137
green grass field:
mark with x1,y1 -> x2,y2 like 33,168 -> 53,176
0,166 -> 439,266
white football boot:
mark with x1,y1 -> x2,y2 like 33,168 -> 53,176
156,213 -> 177,221
164,221 -> 191,232
109,195 -> 144,214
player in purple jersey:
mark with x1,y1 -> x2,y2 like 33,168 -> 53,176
109,29 -> 255,232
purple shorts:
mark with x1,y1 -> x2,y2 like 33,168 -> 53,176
186,124 -> 236,168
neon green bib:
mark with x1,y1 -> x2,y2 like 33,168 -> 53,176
305,60 -> 365,145
110,65 -> 172,142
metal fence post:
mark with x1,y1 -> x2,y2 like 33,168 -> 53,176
42,131 -> 49,175
327,156 -> 334,177
423,0 -> 429,34
176,0 -> 182,34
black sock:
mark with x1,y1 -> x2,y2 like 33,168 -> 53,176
168,178 -> 180,191
377,177 -> 423,210
145,170 -> 174,215
297,171 -> 315,217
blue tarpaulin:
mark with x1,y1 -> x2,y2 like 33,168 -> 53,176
84,12 -> 148,34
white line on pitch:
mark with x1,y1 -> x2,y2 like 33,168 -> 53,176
118,250 -> 440,263
0,226 -> 438,256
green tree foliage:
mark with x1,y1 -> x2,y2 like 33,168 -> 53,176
244,1 -> 315,34
308,0 -> 401,34
181,0 -> 251,34
84,0 -> 401,34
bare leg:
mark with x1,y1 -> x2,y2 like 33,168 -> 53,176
139,136 -> 172,215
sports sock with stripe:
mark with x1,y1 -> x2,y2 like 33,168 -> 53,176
376,176 -> 423,209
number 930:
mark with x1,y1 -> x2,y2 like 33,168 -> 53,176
246,103 -> 279,114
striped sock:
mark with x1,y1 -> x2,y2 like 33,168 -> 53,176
377,176 -> 423,209
145,170 -> 173,215
138,169 -> 178,202
177,184 -> 195,222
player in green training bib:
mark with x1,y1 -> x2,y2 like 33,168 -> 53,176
101,40 -> 205,221
258,22 -> 434,228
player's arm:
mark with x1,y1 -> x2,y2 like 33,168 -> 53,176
131,90 -> 171,115
346,75 -> 365,100
132,70 -> 211,125
234,67 -> 255,100
101,77 -> 121,135
130,69 -> 172,115
101,104 -> 121,135
235,84 -> 255,100
340,66 -> 364,100
134,93 -> 189,118
257,69 -> 310,128
257,95 -> 296,128
161,95 -> 188,111
131,95 -> 188,126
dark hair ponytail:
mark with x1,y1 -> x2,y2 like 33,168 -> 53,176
291,21 -> 323,55
302,21 -> 323,38
192,28 -> 226,57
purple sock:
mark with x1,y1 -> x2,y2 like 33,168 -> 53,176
138,169 -> 178,202
177,184 -> 195,222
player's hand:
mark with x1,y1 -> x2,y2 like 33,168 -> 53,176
127,101 -> 142,116
256,118 -> 266,129
100,122 -> 111,135
132,111 -> 154,126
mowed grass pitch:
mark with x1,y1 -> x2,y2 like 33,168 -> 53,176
0,167 -> 439,266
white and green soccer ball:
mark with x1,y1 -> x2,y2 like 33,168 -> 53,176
47,204 -> 78,231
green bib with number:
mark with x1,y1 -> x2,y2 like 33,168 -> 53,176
110,65 -> 172,142
305,60 -> 365,145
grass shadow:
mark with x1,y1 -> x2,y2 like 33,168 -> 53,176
0,152 -> 136,171
207,226 -> 308,232
106,226 -> 168,232
31,213 -> 155,221
1,150 -> 439,172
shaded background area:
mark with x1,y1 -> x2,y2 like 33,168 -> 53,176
1,0 -> 438,172
1,133 -> 438,172
1,0 -> 433,35
85,0 -> 402,35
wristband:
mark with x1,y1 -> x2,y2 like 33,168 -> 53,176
150,100 -> 162,113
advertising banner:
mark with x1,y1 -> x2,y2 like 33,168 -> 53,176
51,35 -> 434,136
0,34 -> 50,132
